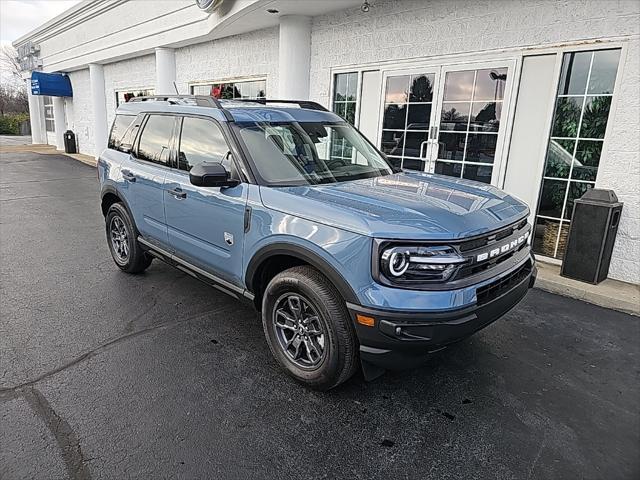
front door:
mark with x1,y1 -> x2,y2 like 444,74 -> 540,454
163,116 -> 248,287
378,61 -> 515,186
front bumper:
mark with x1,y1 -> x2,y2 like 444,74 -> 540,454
348,258 -> 536,371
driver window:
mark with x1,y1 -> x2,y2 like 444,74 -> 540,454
177,117 -> 229,172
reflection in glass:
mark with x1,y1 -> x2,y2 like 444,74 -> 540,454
409,74 -> 434,102
383,104 -> 407,130
532,217 -> 567,259
440,103 -> 470,131
345,103 -> 356,125
438,133 -> 466,161
551,97 -> 582,138
572,140 -> 602,181
346,72 -> 358,101
588,49 -> 620,94
435,160 -> 462,178
385,75 -> 409,103
407,103 -> 431,129
402,158 -> 426,171
473,68 -> 507,101
538,179 -> 567,219
443,70 -> 475,101
465,133 -> 497,164
463,163 -> 493,184
580,96 -> 611,139
565,181 -> 591,219
544,139 -> 574,178
558,51 -> 591,95
470,102 -> 501,132
404,131 -> 428,158
380,130 -> 404,156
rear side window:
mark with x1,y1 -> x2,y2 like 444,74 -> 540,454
136,115 -> 175,166
108,114 -> 134,151
177,117 -> 229,171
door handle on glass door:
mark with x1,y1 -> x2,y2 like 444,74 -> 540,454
419,141 -> 429,158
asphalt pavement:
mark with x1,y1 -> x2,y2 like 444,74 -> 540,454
1,152 -> 638,480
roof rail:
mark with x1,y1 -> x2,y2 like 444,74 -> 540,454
232,99 -> 329,112
126,95 -> 234,120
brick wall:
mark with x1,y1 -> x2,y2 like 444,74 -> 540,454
65,69 -> 94,156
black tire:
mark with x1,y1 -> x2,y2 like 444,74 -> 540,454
262,265 -> 358,390
105,203 -> 152,274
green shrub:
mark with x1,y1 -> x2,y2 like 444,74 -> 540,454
0,114 -> 30,135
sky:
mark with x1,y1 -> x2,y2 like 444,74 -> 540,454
1,0 -> 81,45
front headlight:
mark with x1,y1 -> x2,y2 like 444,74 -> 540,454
379,245 -> 468,284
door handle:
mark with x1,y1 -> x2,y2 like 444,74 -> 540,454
122,170 -> 136,182
419,141 -> 429,159
167,187 -> 187,199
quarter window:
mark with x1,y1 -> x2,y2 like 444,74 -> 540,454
177,117 -> 229,171
136,115 -> 175,166
108,114 -> 135,150
190,79 -> 266,99
533,49 -> 620,259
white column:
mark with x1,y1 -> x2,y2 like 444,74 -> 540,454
26,82 -> 45,144
155,47 -> 176,95
89,63 -> 108,157
52,96 -> 66,150
278,15 -> 311,100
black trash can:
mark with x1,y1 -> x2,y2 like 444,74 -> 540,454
561,189 -> 623,284
63,130 -> 77,154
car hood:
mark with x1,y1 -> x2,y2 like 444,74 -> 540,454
259,171 -> 529,240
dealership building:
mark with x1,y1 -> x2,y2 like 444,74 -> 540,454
14,0 -> 639,284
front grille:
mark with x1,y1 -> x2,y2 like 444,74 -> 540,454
458,218 -> 527,252
476,260 -> 531,305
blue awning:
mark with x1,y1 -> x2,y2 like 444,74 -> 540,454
31,71 -> 73,97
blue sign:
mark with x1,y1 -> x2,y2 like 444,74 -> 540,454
30,71 -> 73,97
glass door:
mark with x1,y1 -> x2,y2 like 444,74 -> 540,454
431,63 -> 514,185
378,69 -> 439,171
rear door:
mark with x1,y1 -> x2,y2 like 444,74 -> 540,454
123,114 -> 176,248
163,115 -> 248,287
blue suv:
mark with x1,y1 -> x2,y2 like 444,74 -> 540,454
99,95 -> 536,390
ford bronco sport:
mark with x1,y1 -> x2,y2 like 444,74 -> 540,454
99,95 -> 536,390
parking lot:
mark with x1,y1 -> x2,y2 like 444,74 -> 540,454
1,152 -> 638,480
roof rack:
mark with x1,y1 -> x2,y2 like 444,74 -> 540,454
232,99 -> 329,112
127,95 -> 234,120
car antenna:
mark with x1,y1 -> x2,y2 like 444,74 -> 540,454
173,81 -> 179,94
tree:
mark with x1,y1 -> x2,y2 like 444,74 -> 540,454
0,45 -> 28,115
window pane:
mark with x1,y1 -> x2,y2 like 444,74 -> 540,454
383,104 -> 406,130
402,158 -> 425,171
470,102 -> 501,132
544,139 -> 575,178
538,178 -> 567,218
108,114 -> 135,150
438,133 -> 466,160
572,140 -> 602,181
334,74 -> 348,101
385,75 -> 409,103
137,115 -> 174,166
564,181 -> 591,219
551,97 -> 582,138
334,102 -> 346,119
443,70 -> 474,101
463,163 -> 493,184
440,103 -> 470,131
346,72 -> 358,102
403,131 -> 428,158
579,96 -> 611,139
434,160 -> 462,178
558,51 -> 592,95
381,130 -> 404,156
465,133 -> 497,164
345,102 -> 356,125
177,117 -> 228,171
588,49 -> 620,94
409,74 -> 434,102
473,68 -> 507,101
406,103 -> 431,129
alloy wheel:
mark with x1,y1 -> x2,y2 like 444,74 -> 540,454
109,215 -> 129,262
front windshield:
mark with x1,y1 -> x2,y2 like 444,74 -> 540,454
236,121 -> 394,186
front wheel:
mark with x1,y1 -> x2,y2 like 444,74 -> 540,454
105,203 -> 152,274
261,265 -> 358,390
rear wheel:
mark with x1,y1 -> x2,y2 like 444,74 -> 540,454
105,203 -> 152,273
262,265 -> 358,390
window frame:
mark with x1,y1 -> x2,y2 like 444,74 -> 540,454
115,88 -> 156,107
188,77 -> 267,100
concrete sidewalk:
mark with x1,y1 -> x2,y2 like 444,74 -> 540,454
0,142 -> 97,167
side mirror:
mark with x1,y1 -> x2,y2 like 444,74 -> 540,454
189,162 -> 239,188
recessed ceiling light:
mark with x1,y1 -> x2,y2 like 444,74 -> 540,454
267,8 -> 279,14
